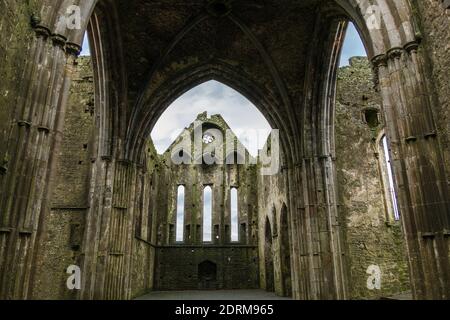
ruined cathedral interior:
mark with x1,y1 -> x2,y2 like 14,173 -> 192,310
0,0 -> 449,301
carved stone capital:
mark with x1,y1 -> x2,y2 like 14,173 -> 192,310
66,42 -> 82,56
51,34 -> 67,48
33,25 -> 51,39
404,41 -> 420,53
371,54 -> 388,68
386,47 -> 404,60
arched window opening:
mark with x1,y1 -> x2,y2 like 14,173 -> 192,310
230,188 -> 239,242
80,32 -> 91,56
339,22 -> 367,67
381,136 -> 401,221
176,185 -> 185,242
203,186 -> 213,242
264,217 -> 275,292
271,206 -> 278,237
280,204 -> 292,297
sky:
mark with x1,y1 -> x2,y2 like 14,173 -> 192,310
80,35 -> 90,56
150,81 -> 272,156
230,188 -> 239,242
176,186 -> 185,242
339,23 -> 367,66
79,23 -> 367,155
203,186 -> 213,242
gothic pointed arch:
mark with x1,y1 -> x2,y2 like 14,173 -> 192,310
124,62 -> 291,166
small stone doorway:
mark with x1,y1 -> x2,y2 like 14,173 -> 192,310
198,260 -> 218,290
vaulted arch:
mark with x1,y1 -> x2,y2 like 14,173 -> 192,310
125,62 -> 293,167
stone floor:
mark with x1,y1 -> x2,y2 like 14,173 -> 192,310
136,290 -> 413,300
381,292 -> 413,300
136,289 -> 292,300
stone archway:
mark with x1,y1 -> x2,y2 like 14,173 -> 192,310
0,0 -> 448,300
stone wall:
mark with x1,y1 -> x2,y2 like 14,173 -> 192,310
335,57 -> 411,299
130,142 -> 161,298
0,0 -> 85,299
412,0 -> 450,186
155,246 -> 259,290
255,57 -> 413,300
257,165 -> 290,297
0,1 -> 36,169
51,57 -> 95,207
32,57 -> 95,299
31,57 -> 160,299
154,113 -> 260,290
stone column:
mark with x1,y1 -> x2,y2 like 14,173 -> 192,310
372,42 -> 450,300
286,164 -> 308,300
80,158 -> 142,300
287,156 -> 347,300
0,22 -> 80,299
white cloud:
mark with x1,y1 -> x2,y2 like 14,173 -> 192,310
151,80 -> 272,156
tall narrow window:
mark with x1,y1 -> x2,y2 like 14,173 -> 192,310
80,32 -> 91,56
176,185 -> 185,242
230,188 -> 239,242
203,186 -> 213,242
382,136 -> 400,221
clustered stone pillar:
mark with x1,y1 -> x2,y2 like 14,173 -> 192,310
286,157 -> 347,300
283,17 -> 349,301
80,158 -> 147,300
0,23 -> 80,299
372,42 -> 450,300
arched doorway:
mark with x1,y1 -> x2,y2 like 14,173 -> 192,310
265,217 -> 275,293
279,204 -> 292,297
198,260 -> 218,290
